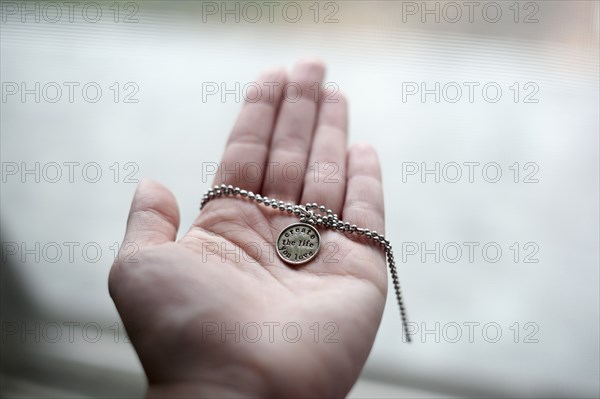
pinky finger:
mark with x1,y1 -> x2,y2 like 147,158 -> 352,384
342,143 -> 385,235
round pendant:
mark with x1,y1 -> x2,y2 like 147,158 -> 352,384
276,223 -> 321,265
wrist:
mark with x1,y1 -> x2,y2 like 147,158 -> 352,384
146,381 -> 259,399
145,366 -> 269,399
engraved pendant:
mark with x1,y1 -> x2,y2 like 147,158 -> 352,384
276,223 -> 321,265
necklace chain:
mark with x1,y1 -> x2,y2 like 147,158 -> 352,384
200,184 -> 411,342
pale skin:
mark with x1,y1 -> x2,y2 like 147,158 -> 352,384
109,59 -> 390,398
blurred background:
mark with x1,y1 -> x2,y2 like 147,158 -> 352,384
1,1 -> 598,397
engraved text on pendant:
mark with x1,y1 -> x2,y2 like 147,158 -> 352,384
276,223 -> 320,265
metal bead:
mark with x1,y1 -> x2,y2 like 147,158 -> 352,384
240,189 -> 248,197
248,192 -> 255,200
234,187 -> 241,195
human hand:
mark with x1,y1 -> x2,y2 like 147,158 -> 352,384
109,59 -> 389,398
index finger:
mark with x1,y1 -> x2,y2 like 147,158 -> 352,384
213,67 -> 287,193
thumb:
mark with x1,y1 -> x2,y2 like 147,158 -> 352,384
122,179 -> 180,249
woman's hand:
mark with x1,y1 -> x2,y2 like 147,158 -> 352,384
109,59 -> 389,398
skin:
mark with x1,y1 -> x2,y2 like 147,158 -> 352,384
109,59 -> 390,398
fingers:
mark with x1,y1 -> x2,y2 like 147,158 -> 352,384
122,179 -> 180,250
261,59 -> 326,203
300,89 -> 348,214
342,143 -> 385,234
214,67 -> 287,193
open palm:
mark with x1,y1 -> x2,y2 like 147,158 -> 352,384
109,60 -> 390,398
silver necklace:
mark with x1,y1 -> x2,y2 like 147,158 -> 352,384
200,184 -> 411,342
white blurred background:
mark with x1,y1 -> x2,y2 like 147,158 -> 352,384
1,1 -> 598,397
